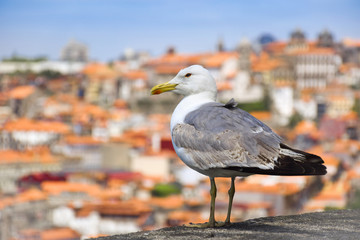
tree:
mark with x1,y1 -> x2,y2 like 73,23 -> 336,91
151,183 -> 182,197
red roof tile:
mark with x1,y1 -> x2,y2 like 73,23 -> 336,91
3,118 -> 70,133
9,85 -> 36,99
41,228 -> 81,240
123,70 -> 148,80
82,62 -> 118,79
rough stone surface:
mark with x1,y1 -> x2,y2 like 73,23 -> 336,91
91,209 -> 360,240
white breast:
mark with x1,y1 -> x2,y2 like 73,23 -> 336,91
170,92 -> 215,174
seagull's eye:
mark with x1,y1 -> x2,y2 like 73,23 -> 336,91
185,73 -> 192,78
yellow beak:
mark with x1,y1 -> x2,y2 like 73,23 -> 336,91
151,82 -> 178,95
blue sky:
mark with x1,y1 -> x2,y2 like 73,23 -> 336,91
0,0 -> 359,62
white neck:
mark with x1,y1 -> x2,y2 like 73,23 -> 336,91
170,91 -> 216,130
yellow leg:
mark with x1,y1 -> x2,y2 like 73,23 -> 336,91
209,177 -> 217,227
225,177 -> 235,225
185,177 -> 218,228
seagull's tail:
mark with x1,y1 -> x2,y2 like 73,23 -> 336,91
227,143 -> 327,176
274,143 -> 327,176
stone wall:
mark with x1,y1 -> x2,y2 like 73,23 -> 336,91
90,209 -> 360,240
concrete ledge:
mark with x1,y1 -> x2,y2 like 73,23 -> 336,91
92,209 -> 360,240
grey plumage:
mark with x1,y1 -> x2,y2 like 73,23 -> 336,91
172,99 -> 326,176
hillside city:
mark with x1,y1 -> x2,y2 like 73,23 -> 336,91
0,29 -> 360,240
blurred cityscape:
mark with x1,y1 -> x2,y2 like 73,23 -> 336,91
0,29 -> 360,240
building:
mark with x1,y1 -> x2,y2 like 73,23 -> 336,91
0,61 -> 86,74
61,40 -> 88,62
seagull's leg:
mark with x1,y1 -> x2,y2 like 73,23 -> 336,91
225,177 -> 235,225
208,176 -> 217,227
185,177 -> 218,228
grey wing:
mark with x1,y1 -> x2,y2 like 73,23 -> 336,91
172,102 -> 282,170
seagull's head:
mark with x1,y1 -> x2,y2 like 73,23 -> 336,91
151,65 -> 217,99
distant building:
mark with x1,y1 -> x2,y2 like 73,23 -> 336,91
294,48 -> 341,89
0,61 -> 86,74
341,38 -> 360,64
272,86 -> 294,125
230,39 -> 263,103
8,85 -> 39,118
0,189 -> 54,240
217,37 -> 225,52
317,29 -> 334,48
286,28 -> 308,52
61,40 -> 88,62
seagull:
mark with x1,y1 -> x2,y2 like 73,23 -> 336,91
151,65 -> 326,227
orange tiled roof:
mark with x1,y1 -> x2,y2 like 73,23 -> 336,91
16,188 -> 47,203
217,81 -> 232,91
305,145 -> 341,166
98,199 -> 151,216
0,92 -> 9,103
123,70 -> 148,80
343,38 -> 360,48
323,154 -> 340,167
313,180 -> 349,201
112,129 -> 148,147
201,52 -> 238,68
265,40 -> 337,56
235,181 -> 301,195
348,168 -> 360,180
167,210 -> 204,224
9,85 -> 36,99
0,148 -> 57,164
0,197 -> 15,209
82,62 -> 118,79
294,120 -> 318,136
64,135 -> 102,145
155,64 -> 186,75
264,41 -> 287,54
252,53 -> 285,72
290,47 -> 335,55
148,52 -> 203,66
273,80 -> 295,88
113,99 -> 128,109
249,111 -> 271,121
110,110 -> 131,121
149,51 -> 240,74
341,111 -> 358,121
148,113 -> 171,123
73,199 -> 151,216
144,149 -> 177,158
96,188 -> 123,200
150,195 -> 184,209
41,228 -> 81,240
332,138 -> 360,154
72,103 -> 109,118
339,63 -> 358,73
113,135 -> 147,148
44,94 -> 78,110
245,201 -> 272,209
3,118 -> 70,133
41,181 -> 102,197
54,93 -> 79,105
46,78 -> 68,92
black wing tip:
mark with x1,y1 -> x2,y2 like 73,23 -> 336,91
224,146 -> 328,176
314,165 -> 327,175
280,143 -> 325,164
226,163 -> 327,176
275,145 -> 327,176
